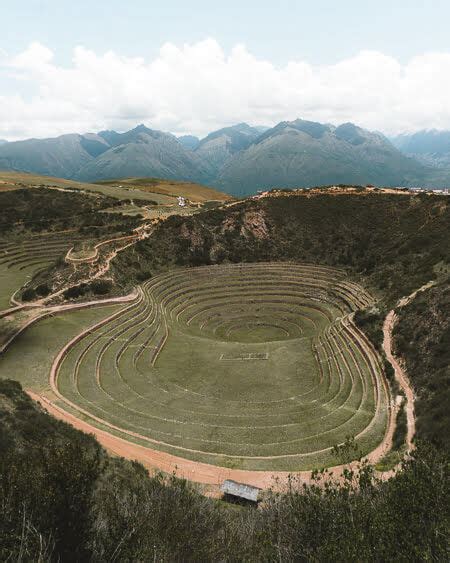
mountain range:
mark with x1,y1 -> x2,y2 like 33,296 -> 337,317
391,129 -> 450,169
1,120 -> 449,196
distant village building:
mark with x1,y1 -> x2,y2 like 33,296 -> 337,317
221,479 -> 261,502
177,196 -> 187,207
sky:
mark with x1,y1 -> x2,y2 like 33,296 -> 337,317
1,0 -> 450,140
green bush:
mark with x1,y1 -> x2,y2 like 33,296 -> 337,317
21,287 -> 36,301
35,283 -> 50,297
90,279 -> 113,295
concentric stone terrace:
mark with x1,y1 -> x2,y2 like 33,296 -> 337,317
54,263 -> 389,471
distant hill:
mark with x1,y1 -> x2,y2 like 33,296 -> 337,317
0,133 -> 109,178
0,139 -> 7,146
215,120 -> 429,195
95,176 -> 233,202
392,129 -> 450,169
195,123 -> 263,176
0,170 -> 198,202
178,135 -> 200,151
75,125 -> 212,183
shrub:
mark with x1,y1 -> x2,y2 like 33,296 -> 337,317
90,279 -> 113,295
21,288 -> 36,301
35,283 -> 50,297
136,270 -> 152,282
63,284 -> 88,299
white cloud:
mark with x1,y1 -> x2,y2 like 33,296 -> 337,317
1,39 -> 450,140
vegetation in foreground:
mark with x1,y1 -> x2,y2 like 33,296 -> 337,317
0,379 -> 448,562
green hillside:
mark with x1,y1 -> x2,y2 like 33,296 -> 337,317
114,189 -> 449,302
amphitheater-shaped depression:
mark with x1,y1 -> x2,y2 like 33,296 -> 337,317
55,263 -> 389,471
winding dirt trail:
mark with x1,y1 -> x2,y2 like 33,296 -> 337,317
30,389 -> 394,489
40,223 -> 154,304
381,281 -> 434,451
383,311 -> 415,449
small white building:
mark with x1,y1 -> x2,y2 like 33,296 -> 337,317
221,479 -> 261,502
177,196 -> 187,207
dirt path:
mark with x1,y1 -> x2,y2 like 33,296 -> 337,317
381,281 -> 434,451
27,390 -> 358,489
383,311 -> 415,449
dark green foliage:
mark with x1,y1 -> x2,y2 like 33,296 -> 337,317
392,401 -> 408,450
63,280 -> 113,299
136,269 -> 152,281
394,282 -> 450,448
0,379 -> 103,562
383,358 -> 398,395
253,443 -> 448,562
90,279 -> 113,295
89,463 -> 224,562
354,307 -> 385,352
1,380 -> 448,561
21,287 -> 37,301
35,283 -> 51,297
0,187 -> 140,235
63,283 -> 88,299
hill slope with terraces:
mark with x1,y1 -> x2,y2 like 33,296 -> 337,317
47,262 -> 387,471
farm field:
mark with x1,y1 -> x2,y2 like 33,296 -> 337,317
17,262 -> 389,471
94,177 -> 234,203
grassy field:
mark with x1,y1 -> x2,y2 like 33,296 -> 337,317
7,262 -> 387,471
0,305 -> 124,390
94,177 -> 234,203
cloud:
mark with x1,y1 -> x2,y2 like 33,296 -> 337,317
1,39 -> 450,140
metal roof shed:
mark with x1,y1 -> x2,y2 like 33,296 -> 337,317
221,479 -> 261,502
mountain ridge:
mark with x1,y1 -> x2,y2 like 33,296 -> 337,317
216,120 -> 431,195
391,129 -> 450,169
1,120 -> 449,194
